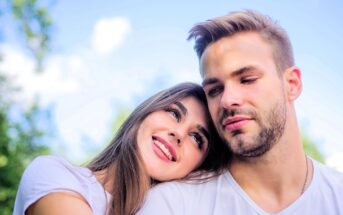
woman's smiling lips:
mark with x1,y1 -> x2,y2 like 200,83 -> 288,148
152,135 -> 177,162
223,116 -> 251,132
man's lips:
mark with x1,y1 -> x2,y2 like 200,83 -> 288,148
152,135 -> 177,162
222,116 -> 252,132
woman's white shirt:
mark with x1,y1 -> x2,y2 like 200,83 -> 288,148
13,155 -> 111,215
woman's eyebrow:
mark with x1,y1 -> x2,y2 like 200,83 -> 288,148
197,125 -> 209,140
175,101 -> 187,116
174,101 -> 209,140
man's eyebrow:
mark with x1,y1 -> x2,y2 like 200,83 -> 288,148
197,125 -> 209,140
231,66 -> 256,77
202,77 -> 219,87
175,101 -> 187,115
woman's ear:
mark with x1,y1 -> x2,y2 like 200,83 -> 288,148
284,66 -> 302,101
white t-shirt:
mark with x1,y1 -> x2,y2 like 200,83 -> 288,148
138,159 -> 343,215
13,155 -> 111,215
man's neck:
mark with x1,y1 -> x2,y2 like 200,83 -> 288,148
228,130 -> 312,213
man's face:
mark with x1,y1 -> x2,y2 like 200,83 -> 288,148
201,32 -> 287,158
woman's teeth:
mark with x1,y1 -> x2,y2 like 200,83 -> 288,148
153,139 -> 173,161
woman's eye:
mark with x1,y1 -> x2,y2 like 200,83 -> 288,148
191,132 -> 204,150
165,107 -> 181,122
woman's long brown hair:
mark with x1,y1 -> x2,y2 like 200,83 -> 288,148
87,82 -> 231,215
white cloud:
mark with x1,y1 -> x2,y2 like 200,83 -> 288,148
91,17 -> 131,55
0,43 -> 150,161
0,45 -> 81,106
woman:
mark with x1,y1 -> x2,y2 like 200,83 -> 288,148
13,82 -> 230,215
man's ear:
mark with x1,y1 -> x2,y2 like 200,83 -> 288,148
284,66 -> 302,101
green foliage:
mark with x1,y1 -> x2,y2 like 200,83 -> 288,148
302,133 -> 325,163
93,108 -> 130,155
0,74 -> 52,214
0,1 -> 53,213
3,0 -> 52,72
112,108 -> 131,135
0,103 -> 50,215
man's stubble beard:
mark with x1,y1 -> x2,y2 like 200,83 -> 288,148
217,98 -> 287,159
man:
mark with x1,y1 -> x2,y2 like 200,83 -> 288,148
138,10 -> 343,214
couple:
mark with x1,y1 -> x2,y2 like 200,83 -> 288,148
14,10 -> 343,215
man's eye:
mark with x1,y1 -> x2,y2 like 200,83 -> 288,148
164,107 -> 181,122
207,86 -> 223,98
241,77 -> 257,84
190,132 -> 204,150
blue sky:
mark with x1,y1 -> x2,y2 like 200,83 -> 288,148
1,0 -> 343,170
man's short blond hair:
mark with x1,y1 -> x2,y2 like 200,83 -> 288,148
188,10 -> 294,76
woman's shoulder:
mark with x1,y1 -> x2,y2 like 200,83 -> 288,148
28,155 -> 83,172
23,155 -> 94,190
13,155 -> 98,214
23,155 -> 80,182
27,155 -> 69,171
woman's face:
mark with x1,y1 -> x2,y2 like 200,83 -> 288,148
137,96 -> 210,181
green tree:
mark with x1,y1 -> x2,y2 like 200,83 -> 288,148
112,108 -> 132,135
2,0 -> 52,71
0,99 -> 51,215
0,1 -> 53,214
302,132 -> 325,163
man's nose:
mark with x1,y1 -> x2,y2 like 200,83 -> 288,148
220,84 -> 243,109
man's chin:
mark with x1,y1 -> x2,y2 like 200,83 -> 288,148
230,140 -> 272,159
226,135 -> 262,155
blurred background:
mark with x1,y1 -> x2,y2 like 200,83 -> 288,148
0,0 -> 342,213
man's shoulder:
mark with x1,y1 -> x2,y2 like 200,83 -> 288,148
305,159 -> 343,213
314,159 -> 343,188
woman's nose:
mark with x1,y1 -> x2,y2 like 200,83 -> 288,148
168,132 -> 181,144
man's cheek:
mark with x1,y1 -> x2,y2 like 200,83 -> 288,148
209,107 -> 219,123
